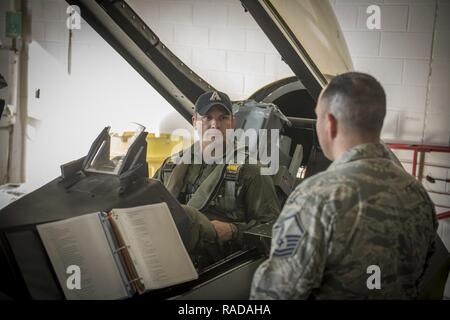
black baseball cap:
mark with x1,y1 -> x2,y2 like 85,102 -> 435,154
195,90 -> 233,116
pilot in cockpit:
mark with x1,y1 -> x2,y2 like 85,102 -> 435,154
154,91 -> 281,266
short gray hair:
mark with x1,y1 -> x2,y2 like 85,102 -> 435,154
320,72 -> 386,137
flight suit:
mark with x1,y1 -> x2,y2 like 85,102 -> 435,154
154,146 -> 281,265
251,143 -> 438,299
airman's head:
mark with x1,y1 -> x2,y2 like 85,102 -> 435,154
315,72 -> 386,160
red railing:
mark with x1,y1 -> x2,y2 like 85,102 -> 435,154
437,211 -> 450,220
387,143 -> 450,220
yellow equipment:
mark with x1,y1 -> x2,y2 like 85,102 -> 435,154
110,131 -> 190,177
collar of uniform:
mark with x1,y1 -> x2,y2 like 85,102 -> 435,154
327,143 -> 392,171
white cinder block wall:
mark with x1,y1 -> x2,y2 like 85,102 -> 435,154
331,0 -> 450,146
128,0 -> 294,100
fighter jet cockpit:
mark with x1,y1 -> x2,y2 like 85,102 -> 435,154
84,124 -> 145,176
0,110 -> 302,300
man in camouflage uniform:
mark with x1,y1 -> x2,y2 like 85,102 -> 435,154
250,72 -> 438,299
154,90 -> 280,265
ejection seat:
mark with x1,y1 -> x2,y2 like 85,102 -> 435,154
233,100 -> 304,207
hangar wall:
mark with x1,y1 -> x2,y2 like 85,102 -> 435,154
128,0 -> 295,100
332,0 -> 449,146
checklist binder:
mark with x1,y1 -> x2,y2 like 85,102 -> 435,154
37,202 -> 198,300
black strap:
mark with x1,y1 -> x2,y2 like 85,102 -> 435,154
0,99 -> 4,119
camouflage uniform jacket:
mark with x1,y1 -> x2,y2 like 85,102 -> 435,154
251,143 -> 438,299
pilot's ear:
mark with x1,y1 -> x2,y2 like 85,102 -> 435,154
192,114 -> 196,126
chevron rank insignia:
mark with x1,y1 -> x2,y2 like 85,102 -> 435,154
272,214 -> 304,257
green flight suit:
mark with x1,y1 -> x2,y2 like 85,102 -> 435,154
154,149 -> 280,266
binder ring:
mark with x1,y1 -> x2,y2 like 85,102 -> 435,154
113,245 -> 130,253
127,277 -> 143,285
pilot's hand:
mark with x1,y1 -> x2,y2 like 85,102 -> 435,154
211,220 -> 237,242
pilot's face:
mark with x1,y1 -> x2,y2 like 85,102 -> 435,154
193,105 -> 234,145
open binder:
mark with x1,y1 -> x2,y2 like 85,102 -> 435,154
37,203 -> 198,300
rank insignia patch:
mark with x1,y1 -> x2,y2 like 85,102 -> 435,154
272,214 -> 304,257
